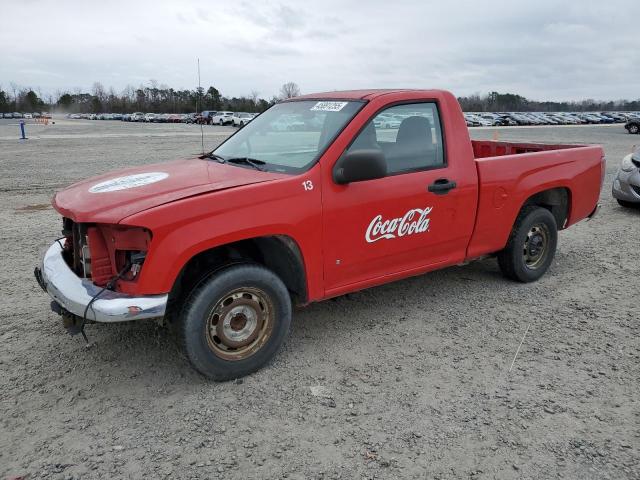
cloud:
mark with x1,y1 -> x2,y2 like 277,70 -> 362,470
0,0 -> 637,101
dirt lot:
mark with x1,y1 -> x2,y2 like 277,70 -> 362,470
1,119 -> 638,479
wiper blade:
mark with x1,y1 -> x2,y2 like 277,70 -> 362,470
203,152 -> 226,163
225,157 -> 266,171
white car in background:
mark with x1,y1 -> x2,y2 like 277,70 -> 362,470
23,113 -> 33,119
210,111 -> 234,125
130,112 -> 144,122
466,113 -> 494,126
232,112 -> 254,127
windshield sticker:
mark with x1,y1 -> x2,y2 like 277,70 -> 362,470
311,101 -> 348,112
89,172 -> 169,193
365,207 -> 433,243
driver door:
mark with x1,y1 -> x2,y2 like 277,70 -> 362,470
321,101 -> 477,295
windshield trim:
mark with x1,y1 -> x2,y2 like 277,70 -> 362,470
210,99 -> 367,175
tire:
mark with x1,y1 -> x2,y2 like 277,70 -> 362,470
617,199 -> 638,208
628,124 -> 639,134
176,264 -> 292,381
497,206 -> 558,283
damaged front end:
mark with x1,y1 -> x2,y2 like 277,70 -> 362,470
34,217 -> 167,335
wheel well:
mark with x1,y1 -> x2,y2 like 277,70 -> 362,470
522,187 -> 571,229
167,236 -> 307,318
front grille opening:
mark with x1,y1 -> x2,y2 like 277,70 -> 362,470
61,217 -> 89,277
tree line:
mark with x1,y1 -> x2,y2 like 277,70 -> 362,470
458,91 -> 640,113
1,81 -> 638,114
0,81 -> 301,114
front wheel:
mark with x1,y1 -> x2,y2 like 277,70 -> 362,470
628,124 -> 639,134
497,206 -> 558,283
176,264 -> 292,381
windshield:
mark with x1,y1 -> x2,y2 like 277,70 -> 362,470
213,100 -> 364,173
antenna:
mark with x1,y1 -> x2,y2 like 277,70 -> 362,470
197,57 -> 205,156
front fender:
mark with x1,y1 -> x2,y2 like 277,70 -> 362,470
121,166 -> 324,299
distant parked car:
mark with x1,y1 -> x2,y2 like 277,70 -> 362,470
478,113 -> 511,126
197,111 -> 218,124
502,113 -> 529,125
22,113 -> 32,119
2,112 -> 12,118
625,119 -> 640,134
130,112 -> 144,122
612,148 -> 640,208
463,113 -> 481,127
211,111 -> 234,125
184,113 -> 199,124
13,112 -> 23,118
232,112 -> 254,127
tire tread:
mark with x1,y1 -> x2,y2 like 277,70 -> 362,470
497,206 -> 557,283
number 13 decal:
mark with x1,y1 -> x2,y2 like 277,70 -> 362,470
302,180 -> 314,191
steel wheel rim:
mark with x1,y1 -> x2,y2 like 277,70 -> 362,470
523,223 -> 550,269
205,287 -> 274,361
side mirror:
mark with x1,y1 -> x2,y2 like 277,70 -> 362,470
333,149 -> 387,185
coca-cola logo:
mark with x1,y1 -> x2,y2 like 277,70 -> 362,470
365,207 -> 433,243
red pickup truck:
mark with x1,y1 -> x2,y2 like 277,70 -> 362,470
35,89 -> 604,380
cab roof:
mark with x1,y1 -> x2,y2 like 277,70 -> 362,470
292,89 -> 447,101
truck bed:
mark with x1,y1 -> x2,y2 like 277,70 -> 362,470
466,140 -> 605,259
472,139 -> 579,158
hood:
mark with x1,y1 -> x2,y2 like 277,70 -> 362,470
53,158 -> 286,223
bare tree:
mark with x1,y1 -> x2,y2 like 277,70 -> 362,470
9,82 -> 18,102
279,82 -> 300,99
250,90 -> 260,107
92,82 -> 106,101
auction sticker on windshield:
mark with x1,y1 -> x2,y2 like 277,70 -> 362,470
311,101 -> 348,112
89,172 -> 169,193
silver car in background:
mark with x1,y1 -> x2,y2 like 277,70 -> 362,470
612,148 -> 640,207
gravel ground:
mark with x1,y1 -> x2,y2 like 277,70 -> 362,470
0,119 -> 638,479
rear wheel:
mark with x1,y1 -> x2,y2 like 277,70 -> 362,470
498,206 -> 558,282
176,264 -> 292,381
628,124 -> 639,134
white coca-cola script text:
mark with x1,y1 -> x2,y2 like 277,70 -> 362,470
365,207 -> 433,243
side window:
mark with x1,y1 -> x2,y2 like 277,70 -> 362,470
347,102 -> 445,175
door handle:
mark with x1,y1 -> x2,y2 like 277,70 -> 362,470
428,178 -> 457,195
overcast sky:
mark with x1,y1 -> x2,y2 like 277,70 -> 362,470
1,0 -> 638,101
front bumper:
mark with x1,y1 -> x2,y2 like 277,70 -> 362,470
35,242 -> 167,323
612,168 -> 640,203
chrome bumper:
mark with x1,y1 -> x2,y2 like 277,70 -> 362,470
35,242 -> 167,323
